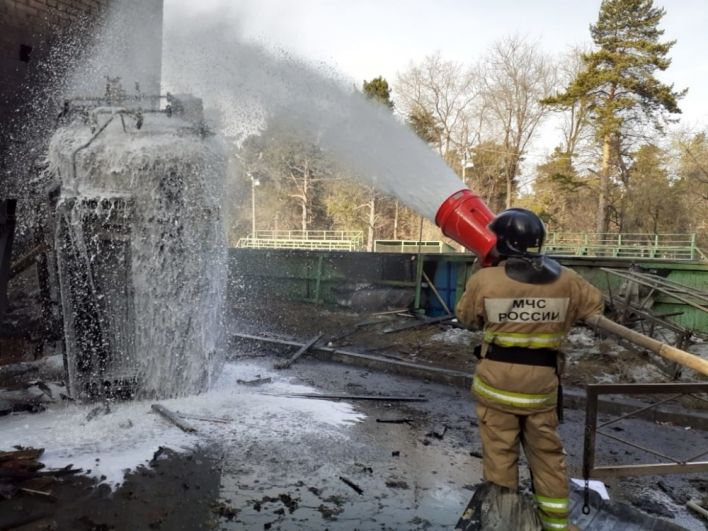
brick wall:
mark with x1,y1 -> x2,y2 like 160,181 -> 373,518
0,0 -> 108,27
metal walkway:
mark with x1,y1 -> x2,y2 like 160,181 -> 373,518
546,233 -> 706,262
236,230 -> 364,251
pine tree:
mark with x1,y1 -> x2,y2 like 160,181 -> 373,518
543,0 -> 685,234
362,76 -> 394,110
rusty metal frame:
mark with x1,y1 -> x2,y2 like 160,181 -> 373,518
583,383 -> 708,479
0,199 -> 17,321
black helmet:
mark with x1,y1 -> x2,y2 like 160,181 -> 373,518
489,208 -> 545,257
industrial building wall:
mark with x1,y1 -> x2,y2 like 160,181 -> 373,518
0,0 -> 106,167
0,0 -> 163,183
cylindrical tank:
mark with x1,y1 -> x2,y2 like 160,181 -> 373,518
48,99 -> 227,400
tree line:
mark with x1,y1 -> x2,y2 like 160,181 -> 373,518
228,0 -> 708,251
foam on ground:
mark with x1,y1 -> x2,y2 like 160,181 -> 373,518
0,361 -> 364,487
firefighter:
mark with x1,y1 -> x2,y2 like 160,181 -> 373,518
456,208 -> 603,531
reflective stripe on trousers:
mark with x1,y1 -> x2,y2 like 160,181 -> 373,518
539,514 -> 569,530
536,495 -> 569,529
483,330 -> 565,349
473,375 -> 557,409
535,494 -> 569,513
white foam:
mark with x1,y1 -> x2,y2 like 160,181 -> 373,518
0,361 -> 364,487
161,9 -> 466,220
47,114 -> 228,398
429,328 -> 479,346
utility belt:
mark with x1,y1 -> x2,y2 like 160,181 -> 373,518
479,344 -> 565,422
484,344 -> 558,368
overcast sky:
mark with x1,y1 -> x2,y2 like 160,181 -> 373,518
165,0 -> 708,165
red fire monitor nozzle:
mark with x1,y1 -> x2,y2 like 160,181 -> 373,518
435,189 -> 497,266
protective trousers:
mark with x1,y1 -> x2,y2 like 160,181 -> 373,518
476,403 -> 570,530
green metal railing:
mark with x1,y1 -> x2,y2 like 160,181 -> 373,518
374,240 -> 455,254
237,230 -> 364,252
545,233 -> 706,261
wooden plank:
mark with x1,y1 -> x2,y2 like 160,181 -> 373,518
273,332 -> 323,369
0,448 -> 44,462
422,270 -> 452,315
151,404 -> 197,433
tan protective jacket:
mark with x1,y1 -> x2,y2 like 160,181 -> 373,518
456,263 -> 603,414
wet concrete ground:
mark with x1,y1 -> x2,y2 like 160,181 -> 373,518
215,359 -> 483,530
209,354 -> 707,530
2,353 -> 706,530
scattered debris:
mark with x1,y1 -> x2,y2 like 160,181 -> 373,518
427,424 -> 447,439
429,328 -> 477,346
0,363 -> 40,380
0,396 -> 45,416
151,404 -> 197,433
687,499 -> 708,521
363,343 -> 397,352
385,479 -> 410,490
371,308 -> 409,316
338,476 -> 363,495
151,446 -> 179,464
0,511 -> 52,530
354,463 -> 373,474
376,418 -> 414,424
354,317 -> 390,329
177,412 -> 231,424
18,486 -> 58,501
0,384 -> 53,416
383,315 -> 454,334
86,402 -> 111,421
0,447 -> 81,505
317,503 -> 344,520
274,332 -> 323,369
211,500 -> 240,521
629,493 -> 675,518
25,380 -> 54,399
236,377 -> 272,386
657,479 -> 690,505
251,493 -> 300,514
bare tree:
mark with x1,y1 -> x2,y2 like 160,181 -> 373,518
477,36 -> 556,208
240,118 -> 334,233
395,53 -> 477,161
556,47 -> 594,159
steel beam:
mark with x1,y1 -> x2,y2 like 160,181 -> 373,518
583,383 -> 708,481
587,383 -> 708,395
590,462 -> 708,479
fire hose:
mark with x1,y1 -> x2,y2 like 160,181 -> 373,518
585,314 -> 708,377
